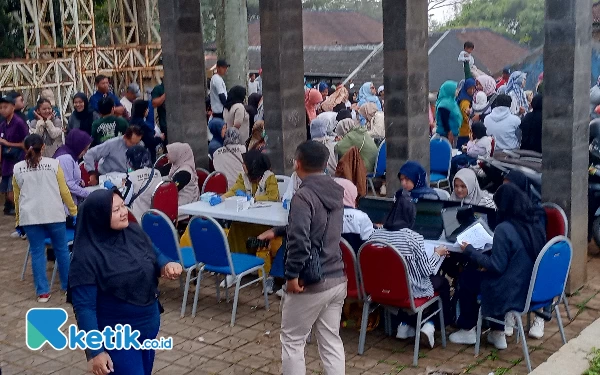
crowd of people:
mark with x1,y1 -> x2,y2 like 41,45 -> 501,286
0,43 -> 587,375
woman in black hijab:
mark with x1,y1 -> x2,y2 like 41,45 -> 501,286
452,183 -> 547,350
246,93 -> 262,138
369,196 -> 450,348
520,94 -> 543,153
68,92 -> 97,135
504,169 -> 541,204
69,189 -> 182,375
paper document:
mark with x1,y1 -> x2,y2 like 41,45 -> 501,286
455,223 -> 493,250
424,243 -> 445,275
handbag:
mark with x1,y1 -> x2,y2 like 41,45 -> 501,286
299,211 -> 330,286
1,145 -> 22,161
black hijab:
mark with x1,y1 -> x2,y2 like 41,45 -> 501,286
520,94 -> 543,153
72,92 -> 95,135
494,183 -> 547,262
225,85 -> 247,111
246,93 -> 262,137
336,109 -> 352,122
383,195 -> 417,231
242,150 -> 271,182
69,189 -> 161,306
247,93 -> 262,110
504,170 -> 541,204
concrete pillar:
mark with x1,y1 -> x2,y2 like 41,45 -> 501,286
542,0 -> 592,291
215,0 -> 249,89
259,0 -> 305,175
382,0 -> 430,196
157,0 -> 208,168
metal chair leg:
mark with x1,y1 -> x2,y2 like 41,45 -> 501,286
50,261 -> 57,290
180,268 -> 194,318
562,292 -> 573,321
191,268 -> 203,317
516,314 -> 532,373
475,307 -> 483,356
260,266 -> 269,311
438,299 -> 446,348
215,274 -> 221,302
21,249 -> 30,281
358,300 -> 370,355
230,278 -> 242,327
555,305 -> 567,345
413,310 -> 423,366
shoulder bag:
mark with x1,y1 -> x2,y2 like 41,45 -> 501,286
299,211 -> 330,286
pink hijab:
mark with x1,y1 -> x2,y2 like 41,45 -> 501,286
305,88 -> 322,121
334,177 -> 358,208
476,75 -> 497,97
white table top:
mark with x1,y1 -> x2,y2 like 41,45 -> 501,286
179,200 -> 289,227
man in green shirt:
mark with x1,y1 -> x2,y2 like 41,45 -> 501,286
151,82 -> 167,144
91,97 -> 130,146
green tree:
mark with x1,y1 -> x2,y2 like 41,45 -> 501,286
446,0 -> 545,47
0,0 -> 24,58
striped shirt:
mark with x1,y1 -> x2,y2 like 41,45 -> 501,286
369,228 -> 440,298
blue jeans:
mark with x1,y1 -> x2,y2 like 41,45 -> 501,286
23,222 -> 70,295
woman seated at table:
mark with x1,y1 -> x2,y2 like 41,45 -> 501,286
369,194 -> 451,348
449,184 -> 546,350
397,161 -> 443,201
334,177 -> 374,253
53,129 -> 93,208
166,143 -> 200,207
213,127 -> 246,189
450,168 -> 496,209
124,146 -> 162,221
222,150 -> 280,254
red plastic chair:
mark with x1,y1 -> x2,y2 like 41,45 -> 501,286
196,168 -> 210,193
127,207 -> 138,224
357,240 -> 446,366
154,154 -> 170,169
79,162 -> 91,187
202,171 -> 228,195
340,239 -> 362,301
151,181 -> 179,223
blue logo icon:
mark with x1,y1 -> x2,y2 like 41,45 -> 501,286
26,308 -> 69,350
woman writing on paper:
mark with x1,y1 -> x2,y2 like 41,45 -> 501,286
449,183 -> 546,350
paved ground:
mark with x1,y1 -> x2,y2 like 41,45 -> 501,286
1,213 -> 600,375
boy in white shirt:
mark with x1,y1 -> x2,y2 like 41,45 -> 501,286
210,59 -> 230,118
458,41 -> 484,79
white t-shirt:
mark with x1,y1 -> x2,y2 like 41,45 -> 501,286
248,80 -> 259,95
210,74 -> 227,114
342,208 -> 375,240
120,97 -> 133,116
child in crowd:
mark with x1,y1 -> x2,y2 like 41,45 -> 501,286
0,95 -> 29,216
91,97 -> 129,146
458,41 -> 483,79
30,98 -> 64,157
53,129 -> 93,208
397,161 -> 442,201
13,134 -> 77,302
450,121 -> 492,177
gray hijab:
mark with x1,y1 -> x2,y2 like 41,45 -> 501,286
223,127 -> 242,146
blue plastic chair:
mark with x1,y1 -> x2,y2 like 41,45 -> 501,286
429,137 -> 452,190
475,236 -> 573,372
367,140 -> 386,195
141,209 -> 199,317
188,215 -> 269,326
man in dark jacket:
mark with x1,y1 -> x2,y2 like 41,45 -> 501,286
258,141 -> 347,374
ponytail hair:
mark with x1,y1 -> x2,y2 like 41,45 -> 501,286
24,134 -> 44,169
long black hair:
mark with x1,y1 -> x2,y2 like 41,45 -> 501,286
24,134 -> 44,169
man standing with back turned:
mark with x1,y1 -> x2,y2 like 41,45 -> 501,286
261,141 -> 347,375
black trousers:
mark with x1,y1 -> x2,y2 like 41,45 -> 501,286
455,268 -> 503,330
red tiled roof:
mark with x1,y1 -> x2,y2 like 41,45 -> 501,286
248,10 -> 383,46
453,29 -> 530,75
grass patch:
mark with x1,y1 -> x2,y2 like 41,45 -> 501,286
576,295 -> 596,314
583,347 -> 600,375
494,367 -> 511,375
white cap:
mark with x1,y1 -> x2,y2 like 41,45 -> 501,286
377,85 -> 384,94
472,91 -> 488,113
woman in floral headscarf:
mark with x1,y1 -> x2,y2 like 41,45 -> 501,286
504,71 -> 528,117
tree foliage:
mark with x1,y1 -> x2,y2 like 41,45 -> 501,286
446,0 -> 545,47
0,0 -> 24,58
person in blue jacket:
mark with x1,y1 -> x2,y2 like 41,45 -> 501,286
69,189 -> 182,375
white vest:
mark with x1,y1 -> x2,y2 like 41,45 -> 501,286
14,157 -> 66,226
127,168 -> 163,221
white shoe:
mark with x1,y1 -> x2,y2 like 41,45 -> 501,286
487,330 -> 507,350
396,323 -> 416,339
420,322 -> 435,348
449,328 -> 477,345
275,289 -> 284,298
219,275 -> 236,288
529,316 -> 545,339
504,313 -> 516,337
10,230 -> 26,239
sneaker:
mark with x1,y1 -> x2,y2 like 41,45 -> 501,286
275,289 -> 284,298
449,328 -> 477,345
420,321 -> 435,348
528,316 -> 545,339
37,294 -> 51,303
10,231 -> 26,240
487,330 -> 507,350
505,313 -> 516,337
396,322 -> 416,339
219,275 -> 235,288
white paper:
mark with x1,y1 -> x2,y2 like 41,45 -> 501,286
455,223 -> 493,250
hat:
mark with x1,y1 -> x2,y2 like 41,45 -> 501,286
377,85 -> 384,94
0,95 -> 15,105
472,91 -> 488,113
127,83 -> 141,97
502,67 -> 512,75
216,59 -> 230,68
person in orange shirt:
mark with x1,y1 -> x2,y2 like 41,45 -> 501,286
456,78 -> 477,149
